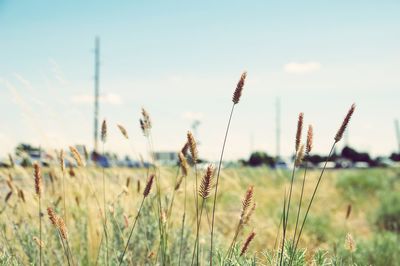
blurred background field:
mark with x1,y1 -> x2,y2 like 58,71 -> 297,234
1,165 -> 399,265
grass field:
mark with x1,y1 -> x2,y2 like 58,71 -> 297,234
1,165 -> 399,265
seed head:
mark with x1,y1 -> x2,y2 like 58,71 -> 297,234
240,231 -> 256,256
117,124 -> 129,139
345,233 -> 356,253
101,119 -> 107,143
241,186 -> 254,219
232,71 -> 247,104
306,125 -> 313,155
178,152 -> 189,177
69,146 -> 85,167
295,113 -> 304,152
47,207 -> 58,226
187,131 -> 198,163
295,144 -> 305,167
33,162 -> 42,197
143,175 -> 155,197
199,165 -> 214,199
335,104 -> 356,143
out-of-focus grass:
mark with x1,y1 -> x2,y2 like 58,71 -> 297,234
0,166 -> 398,265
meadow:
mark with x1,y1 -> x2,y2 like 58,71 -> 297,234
1,165 -> 399,265
0,73 -> 399,266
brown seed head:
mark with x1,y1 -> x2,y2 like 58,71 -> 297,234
33,162 -> 42,196
143,174 -> 155,197
69,146 -> 85,167
181,141 -> 189,156
5,191 -> 13,203
178,152 -> 189,177
57,217 -> 68,239
335,104 -> 356,143
232,71 -> 247,104
243,202 -> 256,225
240,231 -> 256,256
187,131 -> 198,163
295,113 -> 304,152
199,164 -> 214,199
117,124 -> 129,139
241,186 -> 254,218
101,119 -> 107,143
18,189 -> 26,202
345,204 -> 352,220
306,125 -> 313,155
295,144 -> 305,167
47,207 -> 58,226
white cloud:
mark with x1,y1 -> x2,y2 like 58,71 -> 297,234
284,61 -> 321,74
71,93 -> 122,105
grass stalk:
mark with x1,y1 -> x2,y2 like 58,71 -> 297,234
210,102 -> 235,264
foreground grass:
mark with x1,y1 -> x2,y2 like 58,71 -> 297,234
0,166 -> 399,265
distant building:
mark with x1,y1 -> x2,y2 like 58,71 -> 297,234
154,151 -> 178,165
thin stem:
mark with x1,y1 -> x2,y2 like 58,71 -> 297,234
62,170 -> 67,228
279,191 -> 288,266
119,197 -> 145,266
39,196 -> 42,266
210,103 -> 235,265
178,168 -> 188,266
283,154 -> 298,241
289,143 -> 336,266
102,143 -> 109,266
191,199 -> 205,266
292,158 -> 309,248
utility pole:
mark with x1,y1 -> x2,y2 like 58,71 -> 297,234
93,37 -> 100,153
275,98 -> 281,160
395,119 -> 400,154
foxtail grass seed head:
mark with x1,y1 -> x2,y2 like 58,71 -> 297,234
295,144 -> 305,167
243,202 -> 256,225
199,164 -> 214,199
240,231 -> 256,256
117,124 -> 129,139
59,150 -> 65,173
178,152 -> 189,177
69,146 -> 85,167
143,174 -> 155,197
140,108 -> 152,136
181,141 -> 189,156
18,189 -> 26,202
5,191 -> 12,203
187,131 -> 198,163
232,71 -> 247,104
47,207 -> 58,226
241,186 -> 254,218
306,125 -> 313,154
295,113 -> 304,152
57,217 -> 68,240
101,119 -> 107,143
345,233 -> 356,253
33,162 -> 42,197
346,204 -> 352,220
335,104 -> 356,143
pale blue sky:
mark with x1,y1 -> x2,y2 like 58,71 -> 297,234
0,1 -> 399,160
